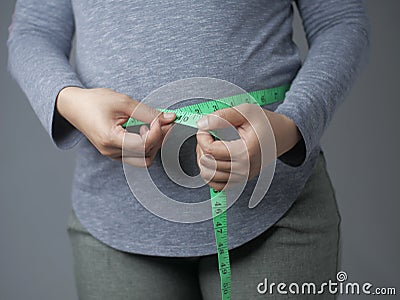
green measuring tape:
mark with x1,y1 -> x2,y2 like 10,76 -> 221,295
123,84 -> 290,300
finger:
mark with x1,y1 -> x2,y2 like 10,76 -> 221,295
207,181 -> 226,192
196,144 -> 204,168
197,107 -> 246,130
122,97 -> 161,124
140,124 -> 149,136
96,145 -> 123,158
106,126 -> 145,155
196,130 -> 214,148
200,154 -> 232,172
143,119 -> 163,154
197,146 -> 245,184
196,130 -> 230,160
161,123 -> 175,138
196,144 -> 217,186
120,134 -> 147,157
158,112 -> 176,125
197,130 -> 231,160
200,167 -> 244,183
122,156 -> 154,168
197,148 -> 249,178
208,175 -> 248,191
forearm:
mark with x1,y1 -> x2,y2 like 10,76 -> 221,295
274,0 -> 370,166
7,0 -> 84,149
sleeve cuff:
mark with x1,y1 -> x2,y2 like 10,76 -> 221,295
278,137 -> 306,167
50,83 -> 85,150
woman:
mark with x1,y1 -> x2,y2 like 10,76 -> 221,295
7,0 -> 369,299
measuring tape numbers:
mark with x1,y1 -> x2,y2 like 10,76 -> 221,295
123,84 -> 290,300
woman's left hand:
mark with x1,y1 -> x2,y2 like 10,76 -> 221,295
195,103 -> 301,191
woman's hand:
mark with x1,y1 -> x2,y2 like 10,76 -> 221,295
56,87 -> 175,167
196,103 -> 301,191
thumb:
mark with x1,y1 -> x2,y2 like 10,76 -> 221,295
197,107 -> 246,130
158,112 -> 176,126
124,98 -> 161,124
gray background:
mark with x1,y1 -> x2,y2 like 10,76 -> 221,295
0,0 -> 398,299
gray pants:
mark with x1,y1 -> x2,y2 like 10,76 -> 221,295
67,151 -> 341,299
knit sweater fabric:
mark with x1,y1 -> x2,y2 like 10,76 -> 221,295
7,0 -> 369,256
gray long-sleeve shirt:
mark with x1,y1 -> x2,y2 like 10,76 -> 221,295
7,0 -> 369,256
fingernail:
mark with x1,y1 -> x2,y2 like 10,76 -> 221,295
163,112 -> 175,119
197,117 -> 208,129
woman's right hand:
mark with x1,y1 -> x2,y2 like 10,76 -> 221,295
56,87 -> 176,167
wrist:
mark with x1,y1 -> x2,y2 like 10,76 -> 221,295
56,86 -> 85,120
264,110 -> 301,157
